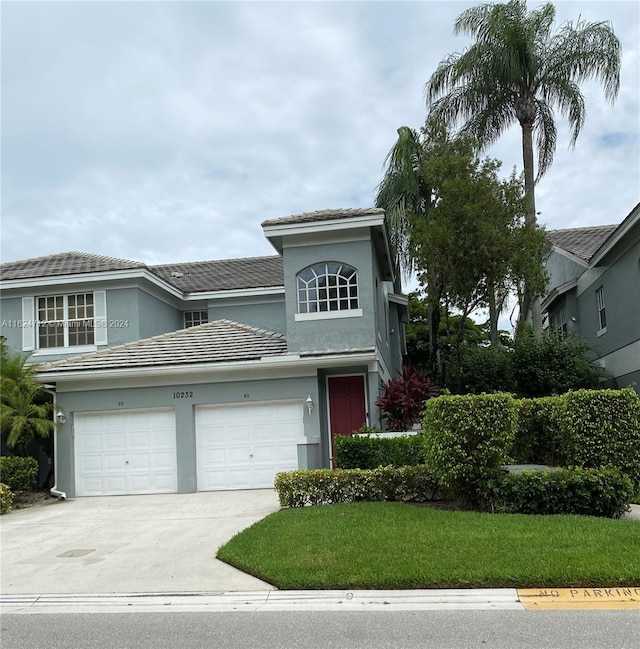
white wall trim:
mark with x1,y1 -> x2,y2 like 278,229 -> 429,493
295,309 -> 363,322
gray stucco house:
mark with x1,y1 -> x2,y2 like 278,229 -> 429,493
542,201 -> 640,391
0,208 -> 408,497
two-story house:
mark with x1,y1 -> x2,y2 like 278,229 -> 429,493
542,202 -> 640,391
0,208 -> 408,497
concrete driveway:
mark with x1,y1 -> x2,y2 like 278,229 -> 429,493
0,490 -> 280,595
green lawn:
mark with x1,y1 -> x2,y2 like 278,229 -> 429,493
217,502 -> 640,589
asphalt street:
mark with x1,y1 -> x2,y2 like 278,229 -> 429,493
2,610 -> 640,649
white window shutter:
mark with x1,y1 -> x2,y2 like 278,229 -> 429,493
21,297 -> 36,351
94,290 -> 108,345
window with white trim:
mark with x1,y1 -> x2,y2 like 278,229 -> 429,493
37,293 -> 95,348
596,286 -> 607,332
184,310 -> 208,328
297,263 -> 359,314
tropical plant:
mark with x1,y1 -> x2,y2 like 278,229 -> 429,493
375,365 -> 439,431
1,339 -> 55,456
425,0 -> 621,330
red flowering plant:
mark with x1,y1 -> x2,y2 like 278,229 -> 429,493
375,365 -> 439,431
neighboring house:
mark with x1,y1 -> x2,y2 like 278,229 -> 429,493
0,208 -> 407,497
542,202 -> 640,392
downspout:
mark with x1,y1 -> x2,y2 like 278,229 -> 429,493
42,384 -> 66,500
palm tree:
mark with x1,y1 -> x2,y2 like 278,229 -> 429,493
1,384 -> 54,456
1,338 -> 55,456
425,0 -> 621,330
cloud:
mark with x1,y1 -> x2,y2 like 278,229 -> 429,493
1,0 -> 638,275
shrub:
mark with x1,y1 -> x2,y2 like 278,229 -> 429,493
422,393 -> 517,506
512,396 -> 563,465
0,483 -> 14,514
0,456 -> 39,492
449,345 -> 515,395
556,388 -> 640,489
274,466 -> 441,508
334,429 -> 427,469
483,467 -> 633,518
375,366 -> 439,430
511,331 -> 601,397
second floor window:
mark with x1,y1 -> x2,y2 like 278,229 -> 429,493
596,286 -> 607,332
550,305 -> 567,337
38,293 -> 94,348
297,263 -> 358,314
184,311 -> 208,328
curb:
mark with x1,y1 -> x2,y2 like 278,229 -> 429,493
2,587 -> 639,614
0,589 -> 523,614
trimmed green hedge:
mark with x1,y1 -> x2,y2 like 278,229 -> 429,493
334,432 -> 426,469
0,483 -> 14,514
274,466 -> 441,508
513,396 -> 562,465
512,388 -> 640,489
0,456 -> 38,492
556,388 -> 640,488
423,393 -> 517,504
484,467 -> 633,518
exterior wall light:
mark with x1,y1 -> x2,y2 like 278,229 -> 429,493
305,395 -> 314,415
55,411 -> 66,425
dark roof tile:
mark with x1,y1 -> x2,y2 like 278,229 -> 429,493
0,252 -> 146,280
150,256 -> 283,292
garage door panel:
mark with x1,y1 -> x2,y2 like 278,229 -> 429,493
195,401 -> 302,491
105,454 -> 127,471
75,408 -> 177,496
105,433 -> 126,452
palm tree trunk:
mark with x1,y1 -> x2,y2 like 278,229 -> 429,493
520,121 -> 543,334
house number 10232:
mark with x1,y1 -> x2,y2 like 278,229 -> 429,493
173,391 -> 194,399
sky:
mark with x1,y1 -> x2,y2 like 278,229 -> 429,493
2,0 -> 639,291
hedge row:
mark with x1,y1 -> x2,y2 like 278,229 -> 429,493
334,431 -> 426,469
0,483 -> 14,514
0,456 -> 39,492
274,466 -> 441,508
513,388 -> 640,488
483,467 -> 633,518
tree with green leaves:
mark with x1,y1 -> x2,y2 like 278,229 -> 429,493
377,120 -> 546,378
426,0 -> 621,330
1,338 -> 55,457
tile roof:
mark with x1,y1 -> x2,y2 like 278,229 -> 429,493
261,207 -> 385,227
0,252 -> 146,280
150,256 -> 283,292
38,320 -> 288,373
547,225 -> 618,262
0,251 -> 284,294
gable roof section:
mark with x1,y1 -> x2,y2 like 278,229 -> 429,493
0,252 -> 146,281
547,225 -> 618,263
590,201 -> 640,266
261,207 -> 385,227
150,256 -> 283,292
38,320 -> 287,373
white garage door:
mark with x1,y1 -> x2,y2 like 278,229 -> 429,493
75,408 -> 177,496
195,401 -> 302,491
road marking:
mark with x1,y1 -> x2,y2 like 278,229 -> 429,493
518,587 -> 640,610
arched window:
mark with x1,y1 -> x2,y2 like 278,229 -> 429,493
297,263 -> 358,314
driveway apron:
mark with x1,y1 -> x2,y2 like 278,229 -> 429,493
0,490 -> 280,595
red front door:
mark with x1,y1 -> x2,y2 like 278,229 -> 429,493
328,375 -> 367,465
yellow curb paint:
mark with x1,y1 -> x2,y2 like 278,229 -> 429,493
518,587 -> 640,611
